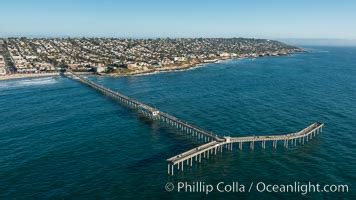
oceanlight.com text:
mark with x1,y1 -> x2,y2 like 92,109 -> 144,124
165,181 -> 349,195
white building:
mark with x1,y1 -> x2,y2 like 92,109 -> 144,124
220,52 -> 230,57
96,66 -> 107,73
174,57 -> 187,62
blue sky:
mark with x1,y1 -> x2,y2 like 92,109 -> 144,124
0,0 -> 355,39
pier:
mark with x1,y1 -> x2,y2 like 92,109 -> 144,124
167,122 -> 323,175
67,71 -> 324,176
68,71 -> 223,143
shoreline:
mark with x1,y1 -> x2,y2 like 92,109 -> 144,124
0,72 -> 93,81
0,73 -> 61,81
101,61 -> 209,77
98,52 -> 296,77
0,52 -> 299,81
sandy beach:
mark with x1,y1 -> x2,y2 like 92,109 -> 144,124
0,72 -> 96,81
0,73 -> 61,81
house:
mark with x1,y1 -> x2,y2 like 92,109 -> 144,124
219,52 -> 230,57
174,57 -> 187,62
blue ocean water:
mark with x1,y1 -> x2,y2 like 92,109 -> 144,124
0,46 -> 355,199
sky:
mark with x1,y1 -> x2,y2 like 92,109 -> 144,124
0,0 -> 355,40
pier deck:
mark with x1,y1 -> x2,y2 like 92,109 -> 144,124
167,122 -> 323,175
68,71 -> 223,143
67,71 -> 324,176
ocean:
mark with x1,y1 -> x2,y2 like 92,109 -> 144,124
0,46 -> 355,199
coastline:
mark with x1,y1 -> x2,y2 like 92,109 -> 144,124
0,52 -> 299,81
0,72 -> 93,81
101,62 -> 209,77
99,52 -> 296,77
0,73 -> 61,81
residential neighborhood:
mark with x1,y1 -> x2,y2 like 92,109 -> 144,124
0,38 -> 301,75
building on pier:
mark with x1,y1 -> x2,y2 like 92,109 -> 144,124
138,104 -> 160,118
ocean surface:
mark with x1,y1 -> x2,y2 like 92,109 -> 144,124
0,46 -> 355,199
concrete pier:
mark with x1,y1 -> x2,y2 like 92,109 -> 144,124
167,122 -> 324,175
67,70 -> 224,143
66,71 -> 324,176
